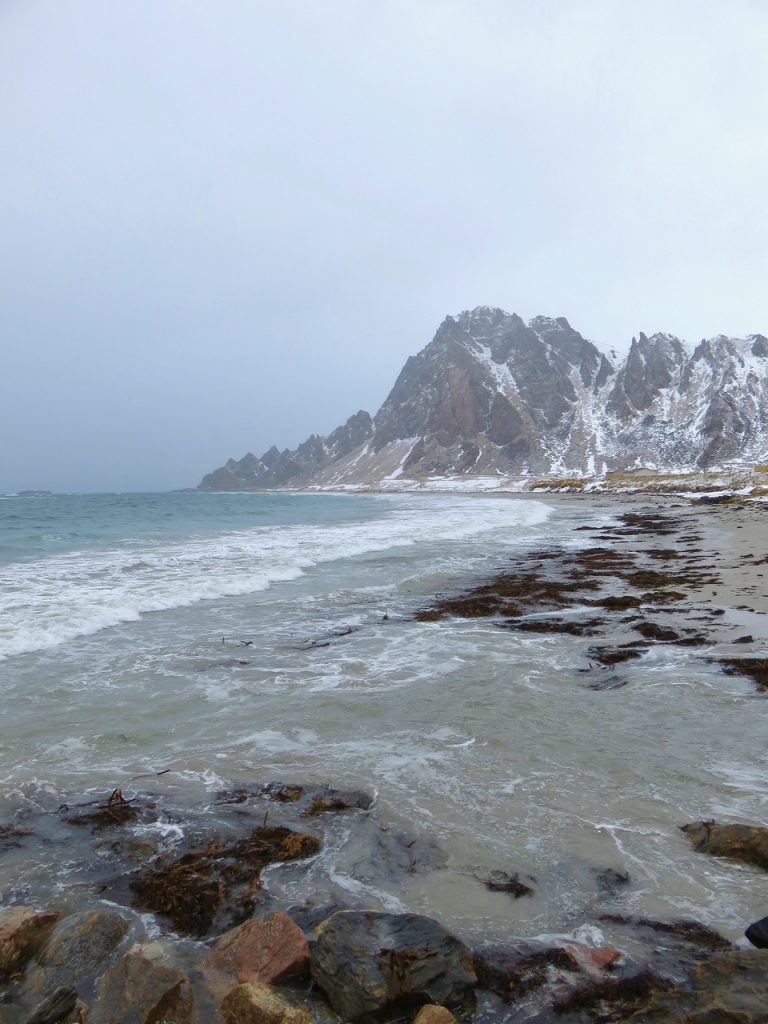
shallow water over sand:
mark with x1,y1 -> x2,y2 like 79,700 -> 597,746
2,491 -> 767,951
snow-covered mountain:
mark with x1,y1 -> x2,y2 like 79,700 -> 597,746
198,307 -> 768,489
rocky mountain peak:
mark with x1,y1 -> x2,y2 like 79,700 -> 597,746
198,306 -> 768,490
607,331 -> 688,419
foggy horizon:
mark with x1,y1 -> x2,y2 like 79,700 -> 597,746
2,1 -> 767,493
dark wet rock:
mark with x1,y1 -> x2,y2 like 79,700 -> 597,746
24,910 -> 128,1000
640,589 -> 687,604
301,789 -> 373,817
478,870 -> 534,898
0,826 -> 32,852
696,494 -> 733,505
473,942 -> 576,1000
715,657 -> 768,692
597,915 -> 733,953
673,634 -> 709,647
587,676 -> 629,691
0,908 -> 62,982
103,837 -> 160,861
332,827 -> 446,888
502,617 -> 604,637
733,634 -> 755,644
680,821 -> 768,871
25,986 -> 78,1024
595,595 -> 643,611
474,939 -> 621,1005
201,913 -> 310,1002
310,911 -> 477,1022
745,915 -> 768,949
553,969 -> 672,1018
633,622 -> 681,642
218,782 -> 373,821
130,826 -> 321,936
623,950 -> 768,1022
265,784 -> 304,804
219,980 -> 310,1024
89,950 -> 194,1024
588,647 -> 642,667
593,868 -> 630,895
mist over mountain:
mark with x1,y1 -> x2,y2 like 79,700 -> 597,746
199,307 -> 768,490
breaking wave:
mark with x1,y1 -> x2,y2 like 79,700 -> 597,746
0,496 -> 550,658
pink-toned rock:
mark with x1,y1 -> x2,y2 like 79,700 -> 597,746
0,907 -> 62,980
220,981 -> 310,1024
202,913 -> 309,1001
562,942 -> 621,977
412,1005 -> 459,1024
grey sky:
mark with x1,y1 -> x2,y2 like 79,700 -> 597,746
2,0 -> 767,492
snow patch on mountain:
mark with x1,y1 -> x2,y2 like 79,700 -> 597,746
198,309 -> 768,490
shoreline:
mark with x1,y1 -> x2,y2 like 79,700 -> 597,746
2,493 -> 768,1021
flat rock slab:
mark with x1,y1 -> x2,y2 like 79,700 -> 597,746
681,821 -> 768,871
0,907 -> 62,981
311,911 -> 476,1023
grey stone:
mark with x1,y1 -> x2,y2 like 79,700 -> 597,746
310,910 -> 476,1023
24,910 -> 128,999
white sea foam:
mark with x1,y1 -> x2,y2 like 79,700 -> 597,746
0,497 -> 550,658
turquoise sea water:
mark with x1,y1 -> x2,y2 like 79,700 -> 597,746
0,490 -> 550,659
2,489 -> 767,948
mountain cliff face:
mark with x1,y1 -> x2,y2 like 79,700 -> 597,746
198,307 -> 768,489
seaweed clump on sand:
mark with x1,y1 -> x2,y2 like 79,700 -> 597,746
130,825 -> 321,936
413,508 -> 714,626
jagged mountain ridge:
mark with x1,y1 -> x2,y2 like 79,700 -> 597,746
198,307 -> 768,489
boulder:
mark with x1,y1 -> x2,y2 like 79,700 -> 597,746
219,981 -> 310,1024
24,909 -> 128,998
310,911 -> 476,1023
624,950 -> 768,1022
681,821 -> 768,871
0,907 -> 61,981
745,915 -> 768,948
202,913 -> 310,1001
412,1006 -> 458,1024
88,950 -> 193,1024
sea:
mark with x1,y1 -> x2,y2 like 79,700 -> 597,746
1,489 -> 766,951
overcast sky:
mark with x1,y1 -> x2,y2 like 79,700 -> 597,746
2,0 -> 767,492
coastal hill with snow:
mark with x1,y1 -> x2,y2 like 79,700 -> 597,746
198,307 -> 768,490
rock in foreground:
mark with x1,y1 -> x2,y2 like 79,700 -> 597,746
202,912 -> 310,1001
310,911 -> 476,1023
681,820 -> 768,871
625,950 -> 768,1022
220,980 -> 310,1024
